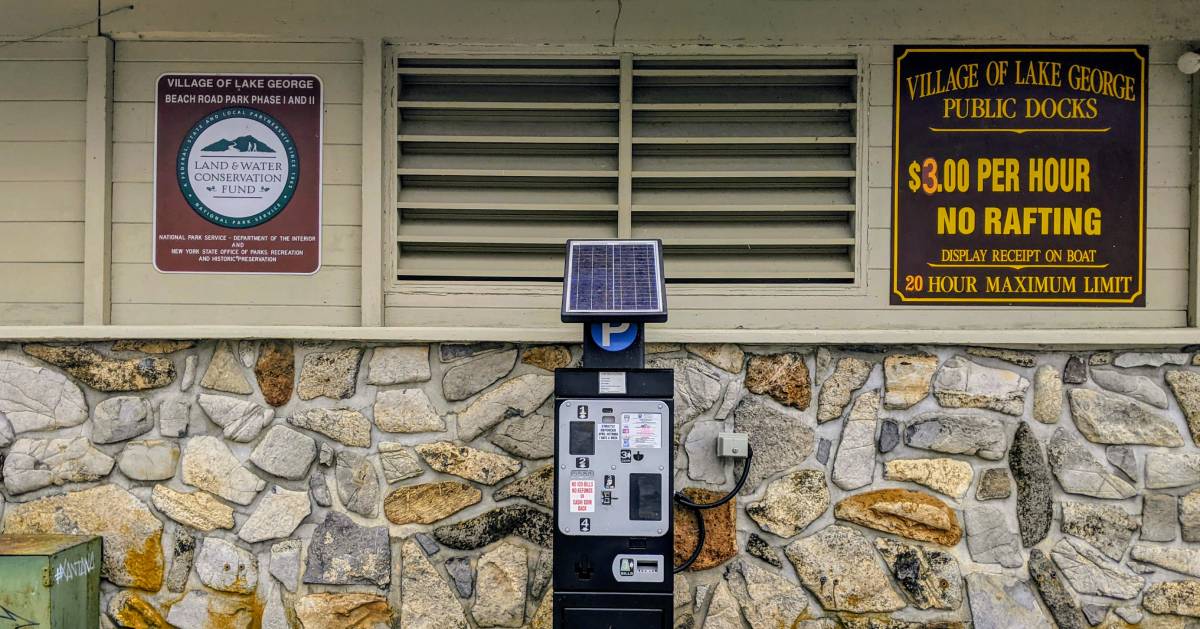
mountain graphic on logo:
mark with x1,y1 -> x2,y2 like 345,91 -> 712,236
202,135 -> 275,153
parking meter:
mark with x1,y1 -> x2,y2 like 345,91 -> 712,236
554,240 -> 675,628
553,369 -> 675,626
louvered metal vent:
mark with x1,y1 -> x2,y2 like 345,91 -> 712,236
394,56 -> 860,283
631,58 -> 859,281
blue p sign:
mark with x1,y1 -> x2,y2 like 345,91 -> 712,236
589,322 -> 639,352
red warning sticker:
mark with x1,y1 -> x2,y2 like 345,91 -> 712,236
569,479 -> 595,513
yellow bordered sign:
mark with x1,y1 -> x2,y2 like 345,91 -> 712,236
891,46 -> 1147,306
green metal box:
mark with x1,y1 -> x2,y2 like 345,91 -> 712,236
0,535 -> 101,629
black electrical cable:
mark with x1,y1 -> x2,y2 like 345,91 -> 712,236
673,443 -> 754,511
672,503 -> 705,574
671,443 -> 753,574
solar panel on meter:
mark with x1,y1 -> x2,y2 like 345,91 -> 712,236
561,240 -> 667,323
570,243 -> 658,311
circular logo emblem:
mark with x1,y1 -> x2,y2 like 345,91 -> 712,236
176,107 -> 299,228
589,322 -> 639,351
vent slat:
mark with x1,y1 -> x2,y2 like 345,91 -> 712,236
633,102 -> 856,111
398,168 -> 617,178
633,136 -> 854,145
633,204 -> 855,214
633,68 -> 858,77
399,101 -> 619,110
400,67 -> 621,76
398,236 -> 856,248
400,135 -> 619,144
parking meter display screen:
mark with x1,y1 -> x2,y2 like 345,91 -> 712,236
569,421 -> 595,455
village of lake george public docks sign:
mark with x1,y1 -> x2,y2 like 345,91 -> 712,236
154,74 -> 323,274
891,46 -> 1148,306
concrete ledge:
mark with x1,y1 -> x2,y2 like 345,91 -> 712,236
1,325 -> 1199,349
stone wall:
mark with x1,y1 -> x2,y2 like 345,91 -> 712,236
0,340 -> 1198,628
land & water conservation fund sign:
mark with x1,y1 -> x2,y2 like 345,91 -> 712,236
891,46 -> 1147,305
154,74 -> 322,273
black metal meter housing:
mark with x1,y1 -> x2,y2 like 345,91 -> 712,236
553,368 -> 675,628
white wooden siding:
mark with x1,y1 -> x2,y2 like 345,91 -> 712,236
0,41 -> 87,324
108,41 -> 363,326
386,43 -> 1192,330
0,35 -> 1192,334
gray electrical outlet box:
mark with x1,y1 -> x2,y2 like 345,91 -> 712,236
717,432 -> 749,458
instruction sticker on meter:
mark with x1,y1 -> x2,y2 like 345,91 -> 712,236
598,372 -> 627,394
597,423 -> 620,441
569,478 -> 596,513
621,413 -> 662,449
